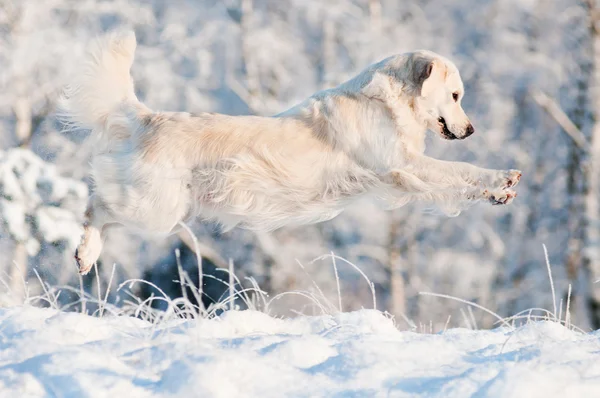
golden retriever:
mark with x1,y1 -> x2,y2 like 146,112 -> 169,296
60,30 -> 521,275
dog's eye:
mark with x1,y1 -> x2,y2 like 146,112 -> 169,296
452,92 -> 459,102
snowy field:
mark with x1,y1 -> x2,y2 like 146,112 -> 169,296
1,305 -> 600,398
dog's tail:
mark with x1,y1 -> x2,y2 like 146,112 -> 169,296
59,30 -> 145,141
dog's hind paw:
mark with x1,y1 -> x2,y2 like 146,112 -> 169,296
74,249 -> 94,276
74,226 -> 102,275
483,188 -> 517,205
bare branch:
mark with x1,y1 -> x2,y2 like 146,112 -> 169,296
530,89 -> 588,149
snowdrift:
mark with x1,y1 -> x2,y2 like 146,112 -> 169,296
0,306 -> 599,397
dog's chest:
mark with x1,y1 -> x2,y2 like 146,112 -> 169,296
386,103 -> 427,158
400,129 -> 426,155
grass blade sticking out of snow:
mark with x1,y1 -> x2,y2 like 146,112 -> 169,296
244,276 -> 268,311
229,258 -> 235,311
498,315 -> 585,333
212,264 -> 254,309
419,245 -> 583,333
311,254 -> 377,310
498,307 -> 555,323
542,244 -> 557,321
175,249 -> 190,308
224,288 -> 265,309
118,278 -> 171,312
460,308 -> 472,330
78,265 -> 86,314
419,291 -> 512,329
177,221 -> 205,313
33,269 -> 59,309
99,263 -> 116,318
295,259 -> 335,313
396,311 -> 417,331
558,298 -> 563,325
267,290 -> 331,316
196,273 -> 261,316
444,315 -> 452,332
94,262 -> 102,314
331,252 -> 342,313
498,246 -> 581,331
566,283 -> 572,330
468,306 -> 478,329
182,270 -> 206,315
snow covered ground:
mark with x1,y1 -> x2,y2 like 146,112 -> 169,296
1,306 -> 599,398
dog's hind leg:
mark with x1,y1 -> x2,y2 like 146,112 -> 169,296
75,195 -> 119,275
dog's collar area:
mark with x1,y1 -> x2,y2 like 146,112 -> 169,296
437,117 -> 458,140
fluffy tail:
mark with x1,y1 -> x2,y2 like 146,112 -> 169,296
59,30 -> 142,138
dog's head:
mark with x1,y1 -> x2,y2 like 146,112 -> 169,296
408,51 -> 473,140
362,50 -> 474,140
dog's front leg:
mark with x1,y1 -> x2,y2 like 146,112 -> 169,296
383,168 -> 517,206
403,155 -> 522,192
383,154 -> 521,207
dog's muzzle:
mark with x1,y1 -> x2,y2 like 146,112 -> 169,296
438,118 -> 475,140
438,117 -> 457,140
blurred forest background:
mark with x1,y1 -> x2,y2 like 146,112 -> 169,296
2,0 -> 600,331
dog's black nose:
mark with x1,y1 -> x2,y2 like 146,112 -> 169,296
464,124 -> 474,138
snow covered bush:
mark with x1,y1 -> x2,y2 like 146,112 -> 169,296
0,148 -> 86,256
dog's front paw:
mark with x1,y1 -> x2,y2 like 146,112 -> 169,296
488,169 -> 521,190
503,169 -> 522,189
483,188 -> 517,206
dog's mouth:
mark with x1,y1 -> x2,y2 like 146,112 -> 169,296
437,117 -> 458,140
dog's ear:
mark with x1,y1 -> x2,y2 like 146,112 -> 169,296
412,58 -> 433,87
414,57 -> 446,97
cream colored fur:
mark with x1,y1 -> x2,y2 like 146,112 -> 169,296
60,30 -> 521,275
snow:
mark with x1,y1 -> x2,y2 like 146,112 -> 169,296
1,306 -> 599,397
